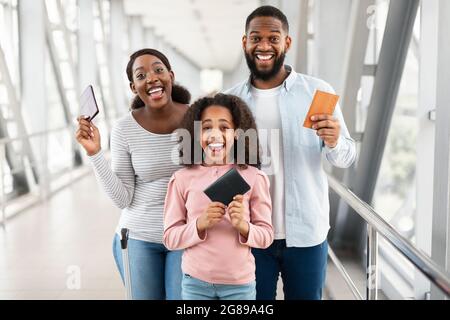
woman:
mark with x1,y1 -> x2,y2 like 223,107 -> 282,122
75,48 -> 190,299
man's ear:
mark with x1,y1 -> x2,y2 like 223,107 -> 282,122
130,82 -> 137,94
242,35 -> 247,50
285,35 -> 292,53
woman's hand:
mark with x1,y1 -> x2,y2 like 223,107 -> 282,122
196,202 -> 226,238
75,116 -> 101,156
228,195 -> 249,238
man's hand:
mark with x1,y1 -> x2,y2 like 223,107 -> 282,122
196,202 -> 226,238
228,195 -> 249,239
310,114 -> 340,148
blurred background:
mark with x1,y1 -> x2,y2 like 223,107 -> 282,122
0,0 -> 449,300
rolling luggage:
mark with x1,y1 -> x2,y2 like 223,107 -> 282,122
120,228 -> 133,300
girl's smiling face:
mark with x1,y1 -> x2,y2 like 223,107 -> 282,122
200,105 -> 236,165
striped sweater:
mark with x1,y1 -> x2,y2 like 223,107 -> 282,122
89,112 -> 183,243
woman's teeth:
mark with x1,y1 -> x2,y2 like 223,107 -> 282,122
147,87 -> 164,98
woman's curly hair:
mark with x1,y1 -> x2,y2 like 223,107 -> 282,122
178,93 -> 261,169
126,48 -> 191,109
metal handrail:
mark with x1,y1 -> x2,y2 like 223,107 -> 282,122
0,126 -> 74,176
0,116 -> 115,228
327,174 -> 450,298
0,125 -> 77,228
0,125 -> 72,145
328,246 -> 364,300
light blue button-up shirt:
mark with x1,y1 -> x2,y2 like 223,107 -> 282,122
225,66 -> 357,247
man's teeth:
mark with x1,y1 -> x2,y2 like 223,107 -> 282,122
257,55 -> 273,61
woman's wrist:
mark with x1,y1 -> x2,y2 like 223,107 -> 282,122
87,148 -> 101,157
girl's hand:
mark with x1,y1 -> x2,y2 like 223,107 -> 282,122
228,195 -> 249,238
75,116 -> 101,156
196,202 -> 226,238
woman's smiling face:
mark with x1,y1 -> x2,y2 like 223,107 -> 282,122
200,105 -> 236,165
130,54 -> 174,109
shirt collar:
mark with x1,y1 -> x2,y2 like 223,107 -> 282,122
244,65 -> 297,95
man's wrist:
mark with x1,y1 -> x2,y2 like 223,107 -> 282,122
325,136 -> 342,151
325,141 -> 337,149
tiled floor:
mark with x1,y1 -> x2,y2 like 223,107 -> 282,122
0,172 -> 363,300
0,174 -> 124,300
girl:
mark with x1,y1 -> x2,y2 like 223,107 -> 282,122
163,93 -> 274,300
76,48 -> 190,299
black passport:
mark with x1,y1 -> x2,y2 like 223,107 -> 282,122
203,167 -> 251,206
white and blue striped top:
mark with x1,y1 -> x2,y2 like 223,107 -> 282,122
89,112 -> 182,244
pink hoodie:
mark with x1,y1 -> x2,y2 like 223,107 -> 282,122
163,164 -> 273,285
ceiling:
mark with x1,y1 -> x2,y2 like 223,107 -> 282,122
123,0 -> 260,72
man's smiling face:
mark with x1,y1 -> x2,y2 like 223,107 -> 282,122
243,16 -> 291,81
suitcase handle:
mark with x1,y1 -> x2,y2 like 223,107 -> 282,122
120,228 -> 129,249
120,228 -> 132,299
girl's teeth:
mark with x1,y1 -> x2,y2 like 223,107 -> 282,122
209,143 -> 224,153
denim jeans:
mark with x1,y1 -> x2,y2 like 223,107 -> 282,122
252,239 -> 328,300
181,274 -> 256,300
112,234 -> 182,300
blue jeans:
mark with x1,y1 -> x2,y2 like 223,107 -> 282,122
112,234 -> 182,300
252,239 -> 328,300
181,274 -> 256,300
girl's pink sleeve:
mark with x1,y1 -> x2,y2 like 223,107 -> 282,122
239,171 -> 274,248
163,173 -> 206,250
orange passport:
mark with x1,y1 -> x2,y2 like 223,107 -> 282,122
303,90 -> 340,129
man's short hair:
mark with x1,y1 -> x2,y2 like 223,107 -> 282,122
245,5 -> 289,33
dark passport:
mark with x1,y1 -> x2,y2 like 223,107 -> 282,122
203,167 -> 251,206
80,85 -> 99,122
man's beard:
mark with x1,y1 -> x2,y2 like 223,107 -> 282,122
245,51 -> 286,81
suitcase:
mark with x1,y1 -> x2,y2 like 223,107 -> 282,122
120,228 -> 133,300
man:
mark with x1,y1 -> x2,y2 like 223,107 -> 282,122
226,6 -> 356,300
